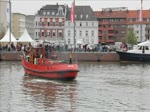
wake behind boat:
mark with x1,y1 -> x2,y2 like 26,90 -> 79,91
116,40 -> 150,62
20,46 -> 79,80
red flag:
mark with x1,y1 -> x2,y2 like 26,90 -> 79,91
139,0 -> 143,22
70,0 -> 75,22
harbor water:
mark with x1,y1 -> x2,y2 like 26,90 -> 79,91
0,61 -> 150,112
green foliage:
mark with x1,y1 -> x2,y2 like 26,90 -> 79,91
126,30 -> 137,46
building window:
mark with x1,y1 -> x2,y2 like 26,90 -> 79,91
68,22 -> 70,26
47,32 -> 50,36
53,22 -> 55,26
48,22 -> 50,26
52,12 -> 55,15
53,31 -> 55,37
92,22 -> 94,26
59,22 -> 62,26
68,39 -> 70,44
92,31 -> 94,36
59,32 -> 62,37
75,15 -> 77,18
80,31 -> 82,36
43,12 -> 46,15
80,22 -> 82,26
47,12 -> 50,15
68,31 -> 70,36
42,32 -> 44,36
86,22 -> 88,26
86,15 -> 88,18
36,21 -> 38,26
42,22 -> 44,26
129,18 -> 133,22
80,15 -> 83,18
86,31 -> 88,36
36,32 -> 37,37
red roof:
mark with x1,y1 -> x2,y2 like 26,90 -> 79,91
127,10 -> 150,18
94,11 -> 127,18
94,10 -> 150,19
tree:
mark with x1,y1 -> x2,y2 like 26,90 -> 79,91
125,30 -> 137,46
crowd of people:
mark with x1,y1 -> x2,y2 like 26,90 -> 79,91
0,42 -> 33,52
0,42 -> 128,53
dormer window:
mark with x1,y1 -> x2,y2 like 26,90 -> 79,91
47,12 -> 50,15
43,12 -> 46,15
86,15 -> 88,18
52,12 -> 55,15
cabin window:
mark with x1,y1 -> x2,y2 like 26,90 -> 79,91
138,46 -> 142,50
145,46 -> 149,50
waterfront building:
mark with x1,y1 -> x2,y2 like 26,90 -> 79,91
65,6 -> 98,47
34,3 -> 68,43
12,13 -> 35,39
94,8 -> 128,44
94,8 -> 150,44
127,10 -> 150,42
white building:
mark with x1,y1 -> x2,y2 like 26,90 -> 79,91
128,24 -> 150,42
65,6 -> 98,47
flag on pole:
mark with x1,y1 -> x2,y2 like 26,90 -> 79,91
139,0 -> 143,22
70,0 -> 75,22
6,2 -> 10,23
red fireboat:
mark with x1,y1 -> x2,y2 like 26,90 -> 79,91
20,46 -> 79,80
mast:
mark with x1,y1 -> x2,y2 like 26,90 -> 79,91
140,0 -> 143,42
9,0 -> 11,43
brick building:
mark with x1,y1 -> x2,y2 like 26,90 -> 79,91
34,4 -> 68,44
94,8 -> 150,44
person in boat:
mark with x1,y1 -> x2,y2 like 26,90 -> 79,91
121,42 -> 128,51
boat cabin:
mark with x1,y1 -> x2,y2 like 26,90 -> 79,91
128,40 -> 150,54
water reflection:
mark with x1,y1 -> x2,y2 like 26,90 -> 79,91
22,75 -> 78,112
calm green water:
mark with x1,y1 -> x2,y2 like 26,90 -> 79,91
0,61 -> 150,112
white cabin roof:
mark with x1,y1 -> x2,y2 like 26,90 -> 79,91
138,40 -> 150,47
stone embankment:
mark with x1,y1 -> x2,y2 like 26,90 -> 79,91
0,52 -> 120,62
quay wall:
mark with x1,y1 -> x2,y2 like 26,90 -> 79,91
58,52 -> 120,62
0,52 -> 120,62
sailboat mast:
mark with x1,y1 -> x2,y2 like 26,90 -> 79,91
9,0 -> 11,43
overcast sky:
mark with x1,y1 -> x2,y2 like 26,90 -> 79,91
9,0 -> 150,15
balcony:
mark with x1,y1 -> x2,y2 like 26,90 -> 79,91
145,27 -> 150,30
108,33 -> 114,36
98,33 -> 103,37
145,34 -> 150,37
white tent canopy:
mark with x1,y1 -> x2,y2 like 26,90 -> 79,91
17,28 -> 34,42
0,28 -> 16,42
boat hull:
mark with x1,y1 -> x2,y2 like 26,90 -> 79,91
116,51 -> 150,62
21,57 -> 79,80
